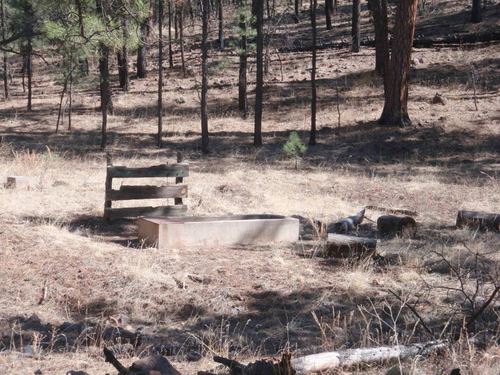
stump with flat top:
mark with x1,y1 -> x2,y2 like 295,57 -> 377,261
377,215 -> 417,237
456,210 -> 500,231
326,234 -> 377,257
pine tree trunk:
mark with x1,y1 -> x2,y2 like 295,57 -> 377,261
325,0 -> 332,30
201,0 -> 210,153
179,4 -> 186,77
1,0 -> 9,100
294,0 -> 299,22
309,0 -> 317,145
471,0 -> 481,23
352,0 -> 360,52
168,1 -> 174,68
24,2 -> 33,111
369,0 -> 389,76
68,71 -> 72,130
99,44 -> 112,150
379,0 -> 418,126
238,0 -> 248,116
137,0 -> 153,78
158,0 -> 164,148
218,0 -> 224,49
253,0 -> 264,147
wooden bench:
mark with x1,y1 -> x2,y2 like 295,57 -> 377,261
104,153 -> 188,221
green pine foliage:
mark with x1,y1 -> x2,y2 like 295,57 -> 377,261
283,131 -> 307,169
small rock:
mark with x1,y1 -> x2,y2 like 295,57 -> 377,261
411,57 -> 419,66
66,371 -> 89,375
174,97 -> 185,104
432,93 -> 448,105
200,316 -> 215,325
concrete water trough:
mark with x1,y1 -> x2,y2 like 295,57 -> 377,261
138,214 -> 300,249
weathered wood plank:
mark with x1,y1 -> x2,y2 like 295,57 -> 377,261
105,205 -> 187,219
106,184 -> 188,201
107,163 -> 189,178
326,233 -> 377,257
456,210 -> 500,231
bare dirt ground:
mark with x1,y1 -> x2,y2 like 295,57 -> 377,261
0,0 -> 499,374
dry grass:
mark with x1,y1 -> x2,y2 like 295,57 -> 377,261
1,0 -> 500,373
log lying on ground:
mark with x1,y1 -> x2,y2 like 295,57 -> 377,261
377,215 -> 417,237
290,340 -> 449,374
104,347 -> 181,375
210,353 -> 295,375
329,209 -> 365,233
456,210 -> 500,231
326,233 -> 376,257
365,205 -> 418,217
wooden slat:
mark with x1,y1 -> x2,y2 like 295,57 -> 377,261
105,205 -> 187,219
106,184 -> 188,201
107,163 -> 189,178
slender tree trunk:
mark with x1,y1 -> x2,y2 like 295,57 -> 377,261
253,0 -> 264,147
24,2 -> 33,111
168,1 -> 174,68
293,0 -> 299,22
68,71 -> 72,130
309,0 -> 317,145
325,0 -> 332,30
1,0 -> 9,100
371,0 -> 389,77
201,0 -> 210,153
379,0 -> 418,126
158,0 -> 164,148
99,44 -> 112,150
137,0 -> 153,78
56,79 -> 68,134
238,0 -> 248,116
179,3 -> 186,76
218,0 -> 224,49
174,4 -> 178,40
471,0 -> 481,23
352,0 -> 360,52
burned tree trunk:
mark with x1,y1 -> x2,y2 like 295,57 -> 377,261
377,215 -> 417,237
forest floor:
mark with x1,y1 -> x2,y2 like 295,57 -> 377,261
0,0 -> 500,374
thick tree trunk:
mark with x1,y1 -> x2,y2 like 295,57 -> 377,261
471,0 -> 481,23
238,0 -> 248,116
379,0 -> 418,126
324,0 -> 332,30
201,0 -> 210,153
309,0 -> 317,145
352,0 -> 360,52
137,0 -> 153,78
253,0 -> 264,147
158,0 -> 164,148
369,0 -> 389,76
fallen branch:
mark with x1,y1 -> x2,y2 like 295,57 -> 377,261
329,209 -> 365,233
290,340 -> 449,374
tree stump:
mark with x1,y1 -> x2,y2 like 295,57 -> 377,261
377,215 -> 417,237
326,234 -> 377,257
456,210 -> 500,231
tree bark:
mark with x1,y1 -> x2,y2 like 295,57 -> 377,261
324,0 -> 332,30
218,0 -> 224,49
309,0 -> 317,146
238,0 -> 248,116
293,0 -> 299,22
158,0 -> 164,148
253,0 -> 264,147
291,341 -> 449,374
137,0 -> 153,78
98,43 -> 111,150
471,0 -> 481,23
352,0 -> 360,52
179,3 -> 186,77
168,1 -> 174,69
1,0 -> 9,100
117,18 -> 130,91
379,0 -> 418,126
201,0 -> 210,153
369,0 -> 389,76
24,2 -> 33,111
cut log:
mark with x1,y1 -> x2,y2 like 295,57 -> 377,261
456,210 -> 500,231
326,233 -> 376,257
5,176 -> 30,189
290,340 -> 449,374
365,205 -> 418,217
329,209 -> 365,233
377,215 -> 417,237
